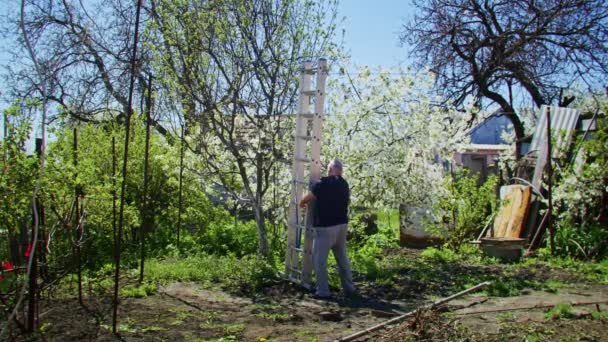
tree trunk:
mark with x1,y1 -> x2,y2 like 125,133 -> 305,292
252,202 -> 269,257
398,203 -> 408,246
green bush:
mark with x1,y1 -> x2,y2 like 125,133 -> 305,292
348,211 -> 379,244
552,111 -> 608,259
349,210 -> 399,281
420,247 -> 460,263
145,253 -> 277,294
120,283 -> 157,298
424,171 -> 497,248
544,303 -> 576,320
195,218 -> 259,257
554,221 -> 608,260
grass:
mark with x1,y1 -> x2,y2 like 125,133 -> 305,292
120,283 -> 157,298
199,322 -> 245,335
137,208 -> 606,305
144,253 -> 277,294
251,303 -> 291,322
167,309 -> 196,326
591,310 -> 608,320
544,303 -> 576,320
294,329 -> 319,342
346,236 -> 607,301
496,312 -> 515,322
520,249 -> 608,283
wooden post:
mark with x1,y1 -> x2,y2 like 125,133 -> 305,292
546,106 -> 554,254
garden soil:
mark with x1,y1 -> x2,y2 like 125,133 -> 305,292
16,277 -> 608,341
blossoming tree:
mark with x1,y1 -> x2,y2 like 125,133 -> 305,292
324,66 -> 473,232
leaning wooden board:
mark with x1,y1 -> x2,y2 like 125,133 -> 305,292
492,185 -> 532,238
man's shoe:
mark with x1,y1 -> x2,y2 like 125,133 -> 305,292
312,293 -> 332,300
344,288 -> 360,299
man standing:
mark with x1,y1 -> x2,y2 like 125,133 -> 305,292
300,159 -> 357,299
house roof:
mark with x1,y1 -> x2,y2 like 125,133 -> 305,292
468,112 -> 514,145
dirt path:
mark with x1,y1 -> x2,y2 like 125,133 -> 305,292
155,282 -> 414,341
445,283 -> 608,338
23,280 -> 425,341
25,280 -> 608,341
371,283 -> 608,341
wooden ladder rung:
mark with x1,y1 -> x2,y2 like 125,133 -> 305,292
298,112 -> 314,119
302,67 -> 317,74
288,267 -> 302,274
295,156 -> 311,163
302,90 -> 318,96
296,134 -> 312,141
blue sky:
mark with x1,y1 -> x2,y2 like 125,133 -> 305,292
338,0 -> 415,67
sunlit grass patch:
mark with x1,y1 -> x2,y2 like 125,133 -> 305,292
120,283 -> 157,298
145,253 -> 277,294
545,303 -> 577,320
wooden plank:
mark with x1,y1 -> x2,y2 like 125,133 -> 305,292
506,186 -> 531,238
492,185 -> 532,238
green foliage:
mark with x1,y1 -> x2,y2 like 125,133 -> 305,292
195,217 -> 259,257
348,211 -> 379,245
0,104 -> 38,260
591,310 -> 608,320
496,312 -> 515,322
348,210 -> 399,282
145,253 -> 277,294
148,0 -> 342,257
120,283 -> 157,298
420,247 -> 460,263
485,280 -> 527,297
552,111 -> 608,260
0,268 -> 18,293
38,118 -> 226,271
533,250 -> 608,283
424,171 -> 497,248
250,303 -> 286,323
544,303 -> 576,320
553,221 -> 608,260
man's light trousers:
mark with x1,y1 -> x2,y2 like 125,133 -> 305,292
312,223 -> 356,297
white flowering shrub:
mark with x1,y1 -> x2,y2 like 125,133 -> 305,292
325,66 -> 470,211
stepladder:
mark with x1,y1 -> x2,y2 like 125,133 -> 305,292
284,58 -> 328,288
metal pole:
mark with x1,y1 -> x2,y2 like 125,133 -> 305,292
112,137 -> 117,246
113,0 -> 143,333
27,139 -> 44,332
177,125 -> 185,249
74,128 -> 83,305
139,75 -> 153,283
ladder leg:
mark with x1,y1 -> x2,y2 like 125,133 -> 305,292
285,58 -> 328,288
